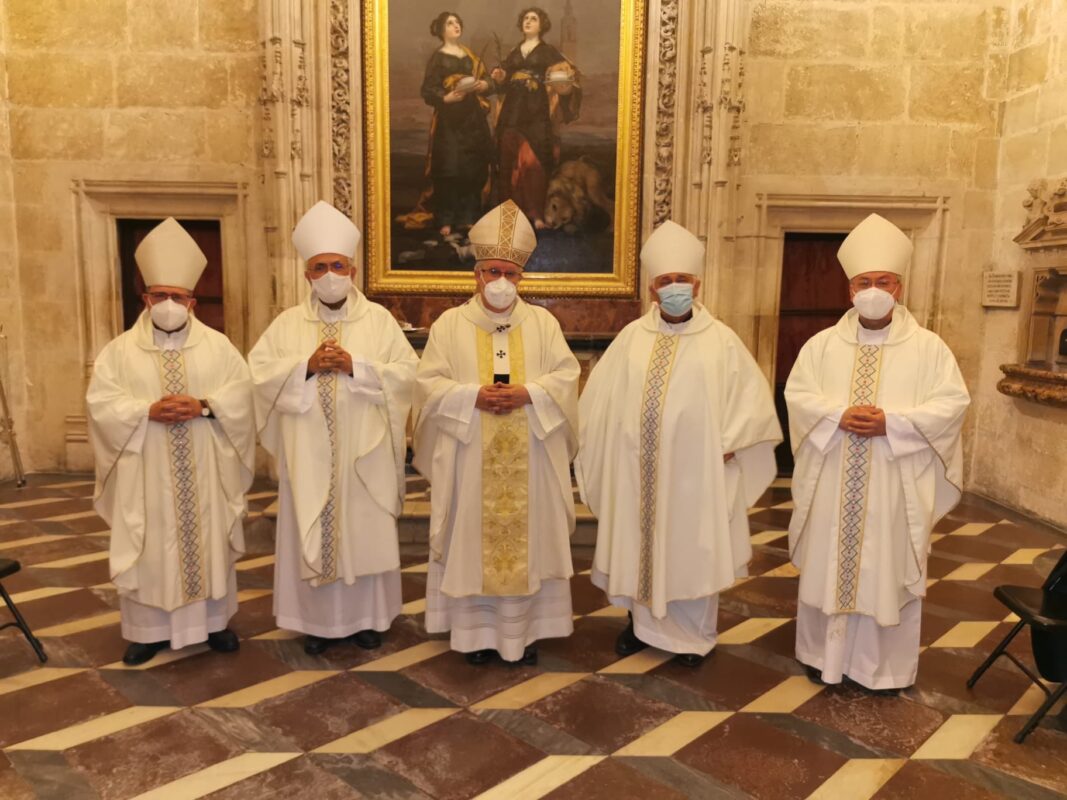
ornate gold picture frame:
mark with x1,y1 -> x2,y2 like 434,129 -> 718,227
362,0 -> 646,297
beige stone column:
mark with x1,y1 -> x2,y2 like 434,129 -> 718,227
258,0 -> 359,311
0,16 -> 27,482
639,0 -> 745,307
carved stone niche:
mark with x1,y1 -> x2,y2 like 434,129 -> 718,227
999,267 -> 1067,408
998,181 -> 1067,408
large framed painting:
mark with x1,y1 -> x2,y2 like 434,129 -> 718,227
362,0 -> 646,296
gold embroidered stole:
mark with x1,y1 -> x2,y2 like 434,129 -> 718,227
477,325 -> 530,596
158,350 -> 207,605
834,344 -> 884,611
637,333 -> 680,605
316,320 -> 341,584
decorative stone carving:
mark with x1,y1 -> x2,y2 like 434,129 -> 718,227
653,0 -> 679,226
1023,178 -> 1049,225
997,363 -> 1067,408
329,0 -> 352,218
718,42 -> 745,167
1016,177 -> 1067,250
696,45 -> 714,166
258,39 -> 283,159
290,41 -> 310,161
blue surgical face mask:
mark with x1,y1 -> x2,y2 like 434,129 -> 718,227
656,282 -> 694,316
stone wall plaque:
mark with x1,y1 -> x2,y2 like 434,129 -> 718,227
982,271 -> 1020,308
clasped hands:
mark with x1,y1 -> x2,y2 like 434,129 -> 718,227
839,405 -> 887,438
308,339 -> 353,376
148,395 -> 203,424
475,383 -> 531,415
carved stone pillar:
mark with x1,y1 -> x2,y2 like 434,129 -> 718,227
641,0 -> 746,307
259,0 -> 359,313
668,0 -> 746,312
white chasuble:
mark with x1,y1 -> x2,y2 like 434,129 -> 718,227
414,297 -> 579,598
786,307 -> 970,625
413,296 -> 578,658
577,305 -> 782,627
785,307 -> 969,688
248,288 -> 416,636
88,313 -> 255,616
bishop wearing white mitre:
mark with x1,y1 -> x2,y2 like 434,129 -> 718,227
88,218 -> 255,666
248,202 -> 417,655
786,213 -> 970,691
576,220 -> 782,666
413,200 -> 580,666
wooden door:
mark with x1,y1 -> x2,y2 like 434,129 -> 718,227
118,218 -> 225,333
774,232 -> 851,474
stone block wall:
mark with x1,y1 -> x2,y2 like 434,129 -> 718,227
741,0 -> 1003,390
0,0 -> 262,473
970,0 -> 1067,525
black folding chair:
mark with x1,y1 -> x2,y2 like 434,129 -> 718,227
0,559 -> 47,663
967,549 -> 1067,743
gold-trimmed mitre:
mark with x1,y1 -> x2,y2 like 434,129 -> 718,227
468,200 -> 537,267
837,213 -> 913,280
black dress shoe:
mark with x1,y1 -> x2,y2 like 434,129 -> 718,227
869,687 -> 902,697
803,663 -> 827,685
674,653 -> 705,668
465,649 -> 495,665
845,677 -> 904,697
352,629 -> 382,650
304,635 -> 332,655
207,629 -> 239,653
122,640 -> 169,666
520,645 -> 538,666
615,616 -> 648,656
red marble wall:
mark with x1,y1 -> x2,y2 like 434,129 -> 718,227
372,294 -> 642,334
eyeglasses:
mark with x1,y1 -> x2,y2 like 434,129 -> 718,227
851,276 -> 900,291
480,267 -> 523,282
307,261 -> 351,276
145,291 -> 194,306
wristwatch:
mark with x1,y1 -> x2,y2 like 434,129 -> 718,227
200,399 -> 213,418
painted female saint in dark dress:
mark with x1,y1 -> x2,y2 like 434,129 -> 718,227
399,12 -> 492,237
421,49 -> 492,232
490,8 -> 581,229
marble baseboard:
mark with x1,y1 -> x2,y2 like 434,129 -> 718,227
372,294 -> 642,335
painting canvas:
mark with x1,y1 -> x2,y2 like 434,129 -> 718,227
363,0 -> 645,296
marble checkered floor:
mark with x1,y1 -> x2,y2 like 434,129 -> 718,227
0,474 -> 1066,799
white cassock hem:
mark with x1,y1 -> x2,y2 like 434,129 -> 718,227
594,567 -> 719,655
425,560 -> 573,662
120,570 -> 238,650
795,599 -> 922,690
274,512 -> 402,638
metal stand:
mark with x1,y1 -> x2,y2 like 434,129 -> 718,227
0,581 -> 47,663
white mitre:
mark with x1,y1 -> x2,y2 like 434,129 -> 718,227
468,200 -> 537,267
134,217 -> 208,291
292,201 -> 362,261
837,213 -> 913,280
641,220 -> 705,279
